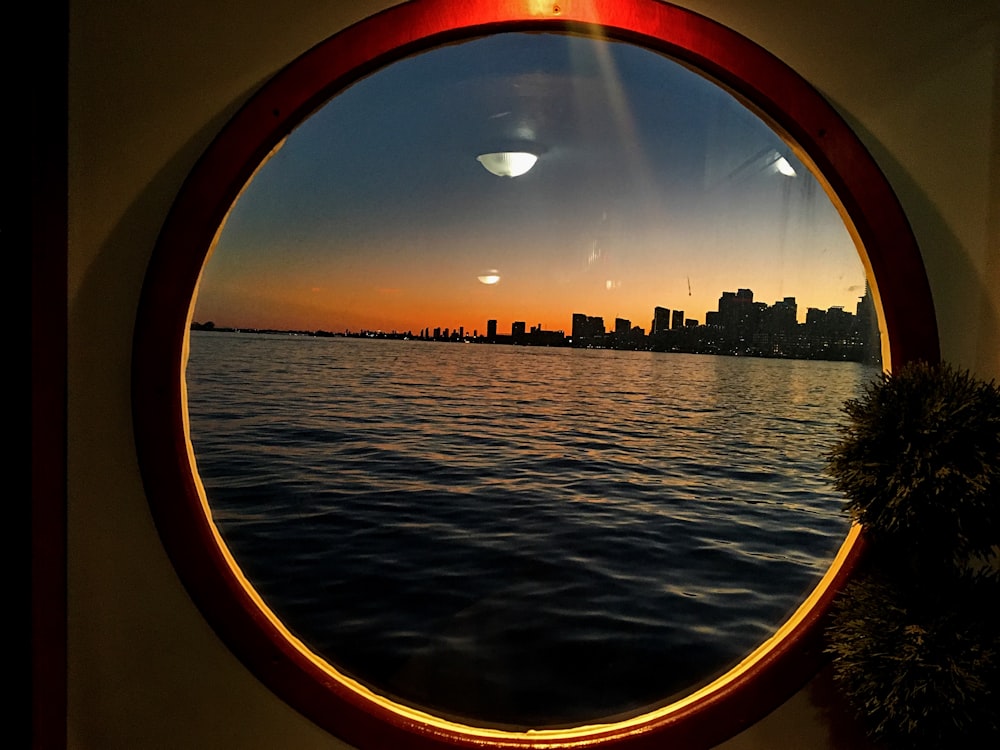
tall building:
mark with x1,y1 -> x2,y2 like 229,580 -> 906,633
486,319 -> 497,341
571,313 -> 605,346
652,306 -> 670,335
671,309 -> 684,330
856,282 -> 881,366
768,297 -> 798,333
717,289 -> 756,334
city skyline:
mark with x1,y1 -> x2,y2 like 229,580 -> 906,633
193,32 -> 868,338
193,285 -> 871,337
193,282 -> 880,364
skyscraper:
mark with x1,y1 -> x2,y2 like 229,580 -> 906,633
571,313 -> 605,346
652,306 -> 670,335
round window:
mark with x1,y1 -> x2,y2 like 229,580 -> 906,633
133,2 -> 938,748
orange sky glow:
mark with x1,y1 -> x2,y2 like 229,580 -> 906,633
192,32 -> 869,336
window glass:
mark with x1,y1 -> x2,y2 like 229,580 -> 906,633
185,32 -> 878,729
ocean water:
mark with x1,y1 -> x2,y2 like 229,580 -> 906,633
186,332 -> 872,728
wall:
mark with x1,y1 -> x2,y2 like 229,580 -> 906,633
63,1 -> 999,748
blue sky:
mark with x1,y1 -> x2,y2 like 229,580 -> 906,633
195,31 -> 865,334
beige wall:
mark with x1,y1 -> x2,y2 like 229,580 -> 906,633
66,1 -> 999,748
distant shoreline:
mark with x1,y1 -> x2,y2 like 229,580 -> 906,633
189,324 -> 881,365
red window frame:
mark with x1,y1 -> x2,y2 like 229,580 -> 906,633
132,1 -> 939,748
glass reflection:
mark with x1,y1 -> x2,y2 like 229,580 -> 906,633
187,32 -> 874,728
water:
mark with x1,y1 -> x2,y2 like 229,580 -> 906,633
186,331 -> 871,728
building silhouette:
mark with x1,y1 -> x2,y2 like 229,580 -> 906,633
511,321 -> 526,342
572,313 -> 606,347
651,306 -> 671,335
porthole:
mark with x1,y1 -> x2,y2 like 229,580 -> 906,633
133,1 -> 939,748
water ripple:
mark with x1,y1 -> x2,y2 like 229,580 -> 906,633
187,333 -> 872,728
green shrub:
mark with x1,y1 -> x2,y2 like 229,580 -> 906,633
827,566 -> 999,748
827,361 -> 1000,570
825,362 -> 1000,746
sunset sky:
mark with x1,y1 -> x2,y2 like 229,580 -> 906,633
193,31 -> 867,335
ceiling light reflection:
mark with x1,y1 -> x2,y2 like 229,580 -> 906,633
774,156 -> 797,177
476,152 -> 538,177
